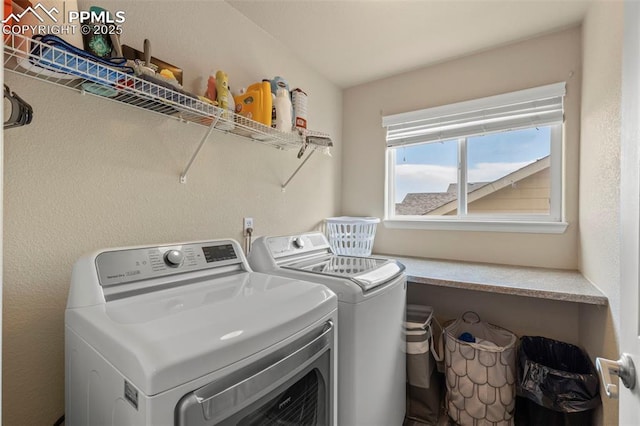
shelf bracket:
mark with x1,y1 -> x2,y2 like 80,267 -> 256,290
281,149 -> 316,192
281,135 -> 333,192
180,112 -> 222,183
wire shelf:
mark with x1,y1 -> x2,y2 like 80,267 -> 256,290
3,32 -> 330,152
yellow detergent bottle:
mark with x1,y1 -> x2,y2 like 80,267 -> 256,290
233,81 -> 272,127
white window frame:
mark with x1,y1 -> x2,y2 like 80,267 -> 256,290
383,84 -> 568,234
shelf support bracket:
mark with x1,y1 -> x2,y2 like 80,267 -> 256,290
180,112 -> 222,183
281,149 -> 316,192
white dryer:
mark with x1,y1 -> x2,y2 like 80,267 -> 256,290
249,232 -> 407,426
65,238 -> 337,425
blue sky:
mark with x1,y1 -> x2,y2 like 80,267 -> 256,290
394,127 -> 551,202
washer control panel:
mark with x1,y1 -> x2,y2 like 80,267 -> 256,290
96,240 -> 241,287
267,232 -> 332,258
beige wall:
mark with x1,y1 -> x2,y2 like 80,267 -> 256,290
343,27 -> 582,269
344,18 -> 623,424
578,3 -> 624,426
2,2 -> 342,424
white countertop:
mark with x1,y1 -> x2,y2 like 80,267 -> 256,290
385,255 -> 608,306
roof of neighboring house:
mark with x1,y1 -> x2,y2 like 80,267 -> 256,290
395,156 -> 550,216
446,182 -> 489,194
395,192 -> 457,215
395,182 -> 489,215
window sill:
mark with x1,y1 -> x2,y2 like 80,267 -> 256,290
383,218 -> 569,234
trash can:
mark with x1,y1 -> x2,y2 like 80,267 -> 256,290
405,305 -> 444,425
515,336 -> 601,426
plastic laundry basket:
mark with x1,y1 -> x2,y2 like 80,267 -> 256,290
325,216 -> 380,256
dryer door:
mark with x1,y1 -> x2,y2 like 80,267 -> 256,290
236,365 -> 327,425
176,320 -> 334,426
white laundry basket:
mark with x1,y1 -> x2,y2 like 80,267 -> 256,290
325,216 -> 380,256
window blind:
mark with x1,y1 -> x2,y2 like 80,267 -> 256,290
383,82 -> 565,147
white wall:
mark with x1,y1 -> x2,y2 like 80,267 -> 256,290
578,3 -> 624,425
343,27 -> 582,269
2,2 -> 342,424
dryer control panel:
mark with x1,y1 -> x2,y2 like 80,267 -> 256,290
95,240 -> 242,287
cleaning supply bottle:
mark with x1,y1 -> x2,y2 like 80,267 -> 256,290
256,80 -> 272,127
269,76 -> 290,97
227,86 -> 235,117
215,70 -> 229,112
269,76 -> 294,128
274,87 -> 293,132
205,73 -> 216,103
214,70 -> 234,130
292,88 -> 308,130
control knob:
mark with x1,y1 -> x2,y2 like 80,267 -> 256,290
292,237 -> 305,249
164,249 -> 184,267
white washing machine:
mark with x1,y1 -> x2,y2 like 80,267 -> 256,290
249,232 -> 407,426
65,238 -> 338,425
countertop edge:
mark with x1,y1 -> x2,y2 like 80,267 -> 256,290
384,255 -> 609,306
406,274 -> 608,306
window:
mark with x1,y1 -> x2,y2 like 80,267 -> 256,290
383,83 -> 566,233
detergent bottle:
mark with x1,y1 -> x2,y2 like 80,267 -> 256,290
233,81 -> 272,127
269,76 -> 294,128
256,80 -> 273,126
274,87 -> 293,132
269,76 -> 290,96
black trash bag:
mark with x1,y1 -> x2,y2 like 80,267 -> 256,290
517,336 -> 601,413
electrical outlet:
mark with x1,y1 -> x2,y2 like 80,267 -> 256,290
243,217 -> 254,236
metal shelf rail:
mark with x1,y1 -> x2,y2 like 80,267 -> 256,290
3,32 -> 332,185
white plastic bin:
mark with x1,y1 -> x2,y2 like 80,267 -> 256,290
325,216 -> 380,256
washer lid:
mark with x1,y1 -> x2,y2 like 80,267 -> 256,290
65,271 -> 336,396
282,254 -> 405,292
